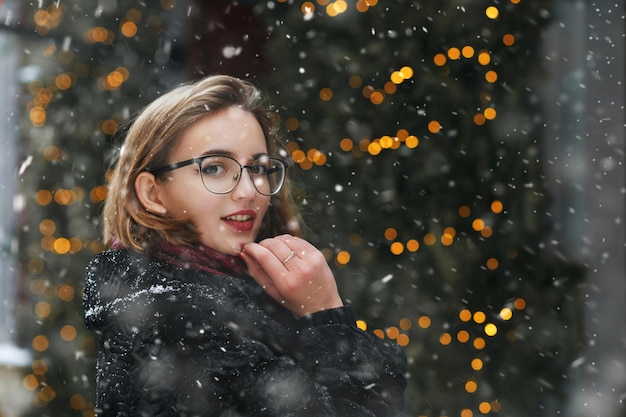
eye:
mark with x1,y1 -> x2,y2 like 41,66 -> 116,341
201,163 -> 226,176
249,164 -> 268,175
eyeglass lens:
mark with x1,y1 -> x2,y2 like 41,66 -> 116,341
198,155 -> 285,196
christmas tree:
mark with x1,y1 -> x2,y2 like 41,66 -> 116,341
10,1 -> 587,416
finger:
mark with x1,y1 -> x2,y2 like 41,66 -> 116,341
257,238 -> 300,268
274,235 -> 315,258
245,241 -> 288,271
240,250 -> 283,301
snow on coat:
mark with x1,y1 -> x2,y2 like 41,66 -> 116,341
84,248 -> 407,416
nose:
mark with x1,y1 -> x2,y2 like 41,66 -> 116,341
231,168 -> 257,200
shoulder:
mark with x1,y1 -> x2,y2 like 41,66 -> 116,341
84,248 -> 181,330
86,248 -> 151,276
83,248 -> 257,330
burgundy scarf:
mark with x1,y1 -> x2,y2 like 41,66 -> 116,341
112,238 -> 249,278
153,242 -> 250,278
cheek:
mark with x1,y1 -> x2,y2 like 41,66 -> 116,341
257,197 -> 272,215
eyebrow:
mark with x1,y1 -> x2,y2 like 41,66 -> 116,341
199,149 -> 269,161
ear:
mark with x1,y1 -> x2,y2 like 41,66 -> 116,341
135,171 -> 168,214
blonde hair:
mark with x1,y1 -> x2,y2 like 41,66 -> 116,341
102,75 -> 303,251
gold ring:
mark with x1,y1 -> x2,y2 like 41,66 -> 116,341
282,250 -> 297,264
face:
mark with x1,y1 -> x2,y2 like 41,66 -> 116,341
154,106 -> 271,255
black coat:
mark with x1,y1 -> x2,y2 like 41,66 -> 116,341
84,248 -> 407,416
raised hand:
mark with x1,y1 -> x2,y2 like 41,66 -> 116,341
241,234 -> 343,317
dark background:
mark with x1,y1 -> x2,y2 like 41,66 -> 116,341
0,1 -> 623,416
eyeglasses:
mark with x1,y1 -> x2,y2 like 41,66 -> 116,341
148,154 -> 288,196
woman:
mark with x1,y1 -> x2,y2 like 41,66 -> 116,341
84,75 -> 406,416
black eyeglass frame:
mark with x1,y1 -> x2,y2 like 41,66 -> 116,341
147,154 -> 289,196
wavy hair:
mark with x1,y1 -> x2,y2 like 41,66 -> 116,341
102,75 -> 303,251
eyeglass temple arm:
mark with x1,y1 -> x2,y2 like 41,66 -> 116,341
147,158 -> 197,175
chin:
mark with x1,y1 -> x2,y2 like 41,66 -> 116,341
228,239 -> 250,255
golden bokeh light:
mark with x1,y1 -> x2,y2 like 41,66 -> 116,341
39,385 -> 56,402
57,284 -> 75,302
459,309 -> 472,322
101,119 -> 119,135
423,233 -> 436,246
368,141 -> 382,155
418,316 -> 431,328
390,71 -> 404,84
70,394 -> 87,410
339,138 -> 354,152
369,90 -> 384,105
484,107 -> 497,120
439,332 -> 452,345
390,241 -> 404,255
291,149 -> 306,164
447,47 -> 461,60
23,374 -> 40,391
399,66 -> 414,79
386,326 -> 400,339
477,334 -> 490,347
336,250 -> 351,265
461,409 -> 474,417
384,227 -> 398,240
478,51 -> 491,65
433,53 -> 447,66
349,75 -> 362,88
60,325 -> 77,341
35,189 -> 53,206
39,219 -> 56,236
499,307 -> 513,321
405,135 -> 419,148
53,237 -> 71,254
472,218 -> 485,231
396,334 -> 410,346
427,120 -> 441,133
32,335 -> 50,352
301,1 -> 316,15
399,318 -> 412,330
491,200 -> 504,213
30,106 -> 46,127
484,323 -> 498,336
479,401 -> 492,413
485,70 -> 498,83
32,359 -> 48,376
285,117 -> 299,131
34,301 -> 51,319
89,185 -> 108,203
120,20 -> 138,37
462,45 -> 475,58
486,257 -> 499,270
319,87 -> 333,101
473,311 -> 486,324
485,6 -> 499,19
503,33 -> 516,46
441,233 -> 454,246
465,379 -> 478,393
348,233 -> 362,246
406,239 -> 419,252
55,73 -> 73,90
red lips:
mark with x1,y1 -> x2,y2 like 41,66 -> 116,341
221,210 -> 256,232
